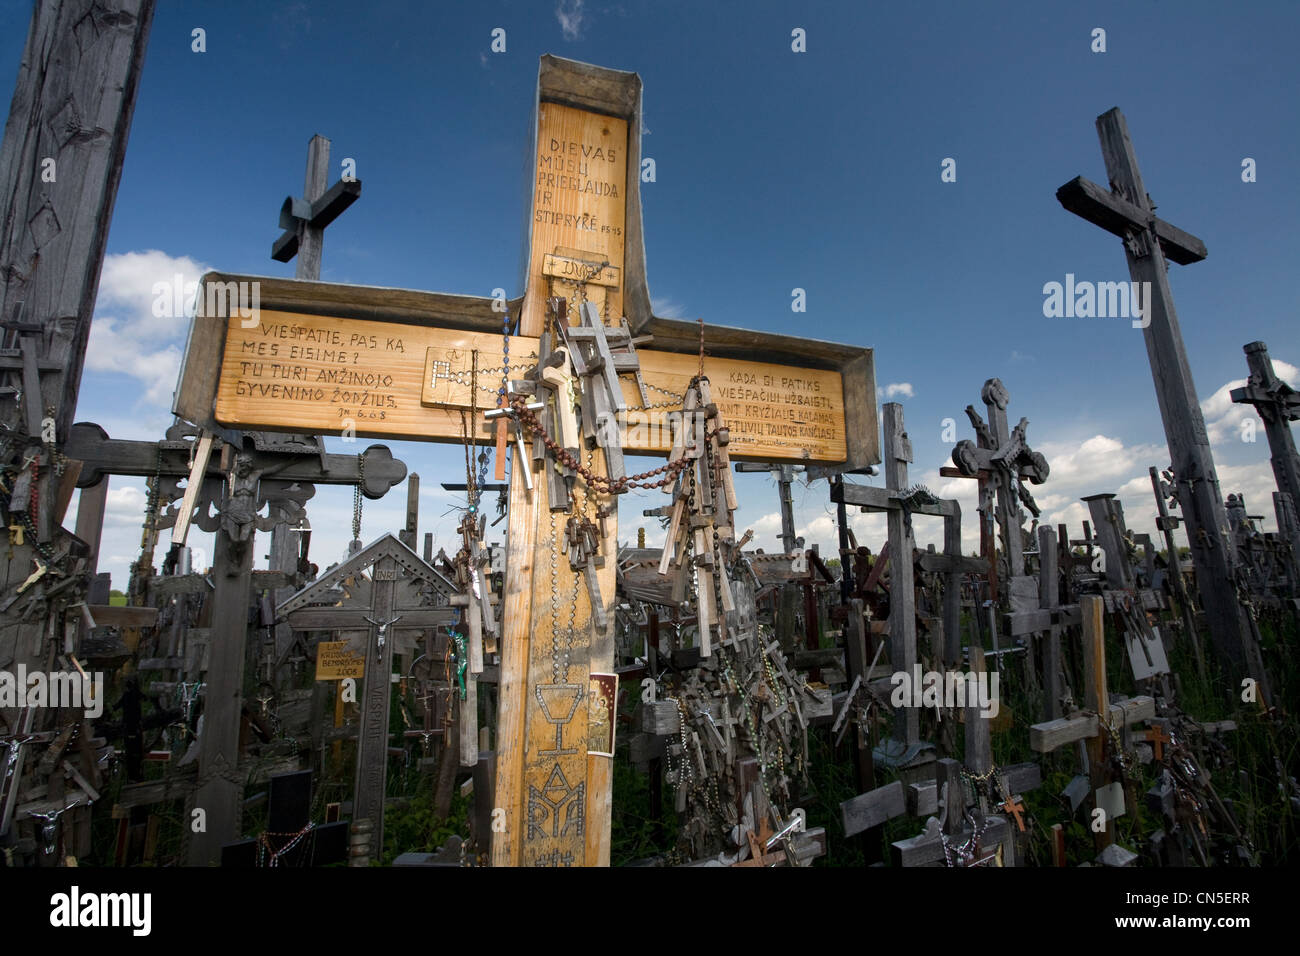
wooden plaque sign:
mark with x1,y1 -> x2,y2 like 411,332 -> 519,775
176,277 -> 875,468
524,101 -> 628,331
315,640 -> 365,680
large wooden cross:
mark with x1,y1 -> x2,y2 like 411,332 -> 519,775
1056,107 -> 1269,696
173,55 -> 880,866
0,0 -> 156,805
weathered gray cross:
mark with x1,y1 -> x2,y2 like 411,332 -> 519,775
1056,106 -> 1268,697
1231,341 -> 1300,565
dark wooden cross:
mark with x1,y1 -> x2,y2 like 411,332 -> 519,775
271,134 -> 361,278
267,133 -> 363,662
833,403 -> 972,724
1057,107 -> 1269,696
1231,341 -> 1300,560
945,378 -> 1050,596
278,533 -> 458,859
0,1 -> 156,847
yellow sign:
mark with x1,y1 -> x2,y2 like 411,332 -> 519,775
315,641 -> 365,680
213,310 -> 849,463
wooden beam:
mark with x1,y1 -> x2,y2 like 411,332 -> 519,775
840,780 -> 905,837
284,607 -> 455,630
1055,175 -> 1207,265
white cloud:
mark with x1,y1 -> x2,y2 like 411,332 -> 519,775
879,382 -> 914,400
1200,358 -> 1298,448
88,250 -> 211,411
556,0 -> 587,41
650,295 -> 688,319
103,485 -> 148,528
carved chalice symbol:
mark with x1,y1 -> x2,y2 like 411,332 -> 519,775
535,683 -> 584,756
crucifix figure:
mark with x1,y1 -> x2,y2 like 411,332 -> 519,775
1056,107 -> 1269,697
364,614 -> 402,652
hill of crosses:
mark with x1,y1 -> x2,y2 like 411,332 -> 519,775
0,0 -> 1295,904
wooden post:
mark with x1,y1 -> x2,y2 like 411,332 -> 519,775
294,134 -> 329,280
491,61 -> 637,869
1057,108 -> 1268,695
1038,526 -> 1064,719
0,0 -> 156,765
73,478 -> 109,575
1083,493 -> 1135,590
353,553 -> 398,859
883,403 -> 918,746
0,0 -> 157,438
401,472 -> 420,549
186,524 -> 254,865
1080,595 -> 1114,850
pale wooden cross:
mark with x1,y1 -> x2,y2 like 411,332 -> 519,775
173,56 -> 879,867
1029,595 -> 1154,853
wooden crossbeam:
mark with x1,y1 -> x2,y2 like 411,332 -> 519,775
1055,175 -> 1207,265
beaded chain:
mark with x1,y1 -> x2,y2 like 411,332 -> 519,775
255,822 -> 317,867
940,811 -> 993,867
351,452 -> 365,542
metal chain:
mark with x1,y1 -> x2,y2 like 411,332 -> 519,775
351,453 -> 364,542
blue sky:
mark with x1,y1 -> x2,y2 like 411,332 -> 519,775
2,0 -> 1296,585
